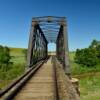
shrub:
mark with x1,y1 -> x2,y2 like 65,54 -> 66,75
75,48 -> 98,66
96,44 -> 100,58
0,46 -> 11,71
75,39 -> 100,67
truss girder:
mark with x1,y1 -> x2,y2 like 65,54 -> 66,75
27,16 -> 70,75
27,23 -> 48,67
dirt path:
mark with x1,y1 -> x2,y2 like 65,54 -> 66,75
73,72 -> 100,79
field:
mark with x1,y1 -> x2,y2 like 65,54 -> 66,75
10,48 -> 26,64
0,49 -> 100,100
0,48 -> 26,89
70,52 -> 100,100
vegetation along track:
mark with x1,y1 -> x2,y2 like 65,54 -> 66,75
0,56 -> 60,100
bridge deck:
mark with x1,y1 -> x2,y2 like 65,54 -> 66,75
14,57 -> 56,100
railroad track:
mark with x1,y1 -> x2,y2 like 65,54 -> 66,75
0,56 -> 59,100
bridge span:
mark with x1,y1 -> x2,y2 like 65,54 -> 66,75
0,16 -> 80,100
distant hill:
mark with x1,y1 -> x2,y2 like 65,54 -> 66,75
9,47 -> 26,52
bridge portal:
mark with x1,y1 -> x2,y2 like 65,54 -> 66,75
27,16 -> 70,75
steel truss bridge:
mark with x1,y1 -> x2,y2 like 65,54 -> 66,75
0,16 -> 80,100
27,16 -> 70,75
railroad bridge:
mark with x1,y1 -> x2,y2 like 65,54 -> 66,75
0,16 -> 80,100
27,16 -> 70,75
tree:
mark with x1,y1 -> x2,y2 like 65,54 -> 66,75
74,49 -> 82,64
75,48 -> 98,67
3,47 -> 11,65
96,44 -> 100,58
0,46 -> 11,71
74,39 -> 100,67
82,48 -> 97,66
89,39 -> 100,59
89,39 -> 98,48
0,45 -> 4,68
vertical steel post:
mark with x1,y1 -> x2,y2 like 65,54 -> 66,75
46,43 -> 47,57
63,22 -> 71,76
27,21 -> 36,67
56,40 -> 58,58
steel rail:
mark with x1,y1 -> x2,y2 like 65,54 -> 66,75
0,57 -> 49,100
52,56 -> 59,100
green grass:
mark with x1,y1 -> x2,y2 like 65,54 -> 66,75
10,47 -> 26,64
0,63 -> 25,89
0,47 -> 26,89
70,52 -> 100,75
80,76 -> 100,100
69,52 -> 100,100
71,61 -> 100,75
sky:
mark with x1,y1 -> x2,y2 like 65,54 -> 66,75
0,0 -> 100,51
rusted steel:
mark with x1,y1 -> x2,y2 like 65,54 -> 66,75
27,23 -> 48,67
56,24 -> 70,76
27,16 -> 70,75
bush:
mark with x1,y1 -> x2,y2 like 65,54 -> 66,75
0,45 -> 11,71
75,40 -> 100,67
75,48 -> 98,66
96,45 -> 100,58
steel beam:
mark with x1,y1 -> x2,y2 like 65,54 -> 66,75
27,22 -> 37,67
63,23 -> 71,76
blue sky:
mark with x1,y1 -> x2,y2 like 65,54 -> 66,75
0,0 -> 100,51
